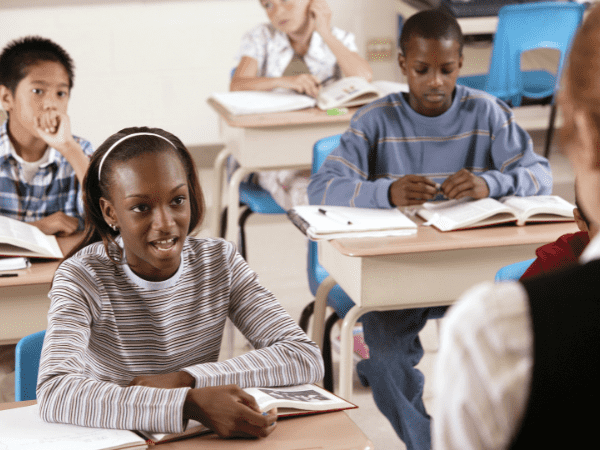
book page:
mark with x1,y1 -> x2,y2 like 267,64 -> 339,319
419,198 -> 516,231
0,216 -> 62,258
0,404 -> 147,450
317,76 -> 380,110
500,195 -> 575,224
244,384 -> 355,414
210,91 -> 316,115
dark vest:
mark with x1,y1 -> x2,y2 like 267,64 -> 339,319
510,260 -> 600,449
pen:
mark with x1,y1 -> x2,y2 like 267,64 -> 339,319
0,273 -> 19,278
318,208 -> 353,225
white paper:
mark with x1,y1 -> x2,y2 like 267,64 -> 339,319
210,91 -> 316,115
0,405 -> 146,450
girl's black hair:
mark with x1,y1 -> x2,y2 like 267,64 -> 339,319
67,126 -> 205,261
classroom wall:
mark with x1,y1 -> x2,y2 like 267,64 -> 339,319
0,0 -> 400,149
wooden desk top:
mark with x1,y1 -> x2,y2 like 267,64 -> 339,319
207,98 -> 357,129
0,233 -> 83,287
330,221 -> 579,257
0,401 -> 372,450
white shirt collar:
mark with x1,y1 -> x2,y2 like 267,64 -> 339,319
579,231 -> 600,264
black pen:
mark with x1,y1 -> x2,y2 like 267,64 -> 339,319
318,208 -> 353,225
0,273 -> 19,278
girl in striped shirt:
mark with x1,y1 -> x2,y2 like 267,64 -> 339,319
36,127 -> 324,438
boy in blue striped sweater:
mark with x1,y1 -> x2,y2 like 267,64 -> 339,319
308,10 -> 552,450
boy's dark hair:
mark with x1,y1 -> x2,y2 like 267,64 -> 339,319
0,36 -> 74,94
66,127 -> 205,262
400,10 -> 464,57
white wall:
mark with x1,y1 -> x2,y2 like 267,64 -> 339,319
0,0 -> 400,148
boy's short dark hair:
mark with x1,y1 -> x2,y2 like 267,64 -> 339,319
0,36 -> 74,94
400,10 -> 464,57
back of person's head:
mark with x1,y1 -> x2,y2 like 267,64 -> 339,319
399,9 -> 464,57
0,36 -> 74,94
68,127 -> 205,261
561,5 -> 600,149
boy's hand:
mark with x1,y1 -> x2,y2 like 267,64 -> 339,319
184,385 -> 277,438
31,212 -> 79,236
34,110 -> 76,152
309,0 -> 333,38
282,74 -> 321,97
128,371 -> 196,389
441,169 -> 490,200
389,175 -> 438,206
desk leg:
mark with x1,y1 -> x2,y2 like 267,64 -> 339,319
311,275 -> 336,351
210,147 -> 232,238
225,167 -> 252,244
338,305 -> 410,401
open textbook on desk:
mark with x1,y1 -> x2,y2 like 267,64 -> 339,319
0,385 -> 355,449
417,195 -> 575,232
287,205 -> 417,240
0,215 -> 63,258
210,78 -> 408,115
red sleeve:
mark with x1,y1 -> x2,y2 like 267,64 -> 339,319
520,231 -> 590,280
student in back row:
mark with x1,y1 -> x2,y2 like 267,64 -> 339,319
0,36 -> 93,235
308,10 -> 551,450
231,0 -> 372,210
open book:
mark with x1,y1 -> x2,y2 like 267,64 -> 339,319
140,384 -> 356,444
417,195 -> 575,232
209,79 -> 408,116
288,205 -> 417,240
0,216 -> 63,258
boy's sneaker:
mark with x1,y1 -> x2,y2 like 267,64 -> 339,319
331,324 -> 370,364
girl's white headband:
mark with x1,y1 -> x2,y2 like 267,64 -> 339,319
97,132 -> 177,181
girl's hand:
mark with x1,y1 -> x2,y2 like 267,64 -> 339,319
309,0 -> 333,38
128,371 -> 196,389
184,385 -> 278,438
282,74 -> 321,97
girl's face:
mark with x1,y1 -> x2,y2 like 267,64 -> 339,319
260,0 -> 311,35
100,150 -> 191,282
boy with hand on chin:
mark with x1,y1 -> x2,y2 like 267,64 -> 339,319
308,10 -> 551,450
0,36 -> 93,236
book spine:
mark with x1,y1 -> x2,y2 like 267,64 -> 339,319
286,209 -> 311,236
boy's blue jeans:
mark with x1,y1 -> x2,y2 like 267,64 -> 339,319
356,307 -> 447,450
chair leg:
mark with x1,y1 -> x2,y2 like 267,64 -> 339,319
544,103 -> 557,159
299,300 -> 315,333
219,207 -> 227,239
238,207 -> 254,260
322,311 -> 340,393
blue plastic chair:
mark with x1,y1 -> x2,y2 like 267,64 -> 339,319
15,330 -> 46,401
495,258 -> 536,282
457,1 -> 585,157
298,134 -> 359,392
221,68 -> 287,259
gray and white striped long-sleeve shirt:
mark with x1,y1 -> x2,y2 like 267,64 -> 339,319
37,237 -> 324,433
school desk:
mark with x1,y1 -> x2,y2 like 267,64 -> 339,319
312,221 -> 579,400
0,400 -> 373,450
0,233 -> 82,345
207,99 -> 356,242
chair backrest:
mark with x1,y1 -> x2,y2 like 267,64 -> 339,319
307,135 -> 342,295
495,258 -> 536,282
15,330 -> 46,401
485,2 -> 585,106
